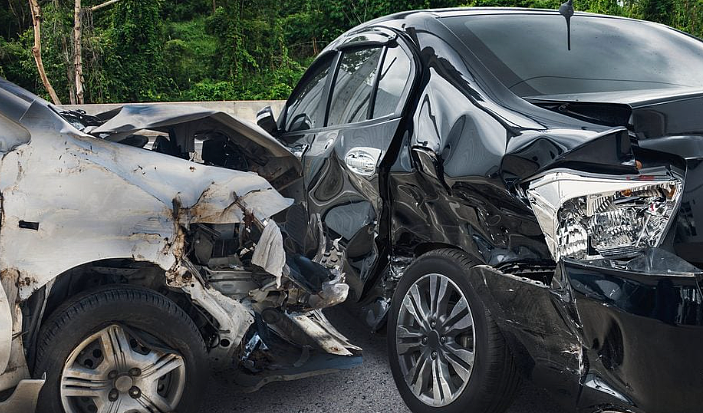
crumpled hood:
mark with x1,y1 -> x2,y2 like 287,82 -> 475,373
92,104 -> 295,160
526,87 -> 703,140
68,132 -> 294,224
87,104 -> 302,186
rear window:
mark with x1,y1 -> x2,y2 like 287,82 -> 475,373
443,14 -> 703,97
373,45 -> 412,118
327,47 -> 383,126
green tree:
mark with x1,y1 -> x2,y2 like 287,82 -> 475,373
2,0 -> 702,103
106,0 -> 168,101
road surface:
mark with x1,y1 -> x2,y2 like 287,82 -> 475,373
201,307 -> 568,413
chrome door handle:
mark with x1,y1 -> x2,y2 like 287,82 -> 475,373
345,147 -> 382,176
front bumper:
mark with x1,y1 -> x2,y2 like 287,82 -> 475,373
470,249 -> 703,413
567,256 -> 703,413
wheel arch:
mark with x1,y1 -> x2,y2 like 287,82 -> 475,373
413,242 -> 482,263
22,259 -> 214,373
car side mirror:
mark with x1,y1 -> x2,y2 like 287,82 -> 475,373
256,106 -> 279,135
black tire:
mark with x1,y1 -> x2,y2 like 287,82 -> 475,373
34,285 -> 208,413
388,249 -> 520,413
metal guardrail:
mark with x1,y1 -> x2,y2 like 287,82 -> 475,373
60,100 -> 286,123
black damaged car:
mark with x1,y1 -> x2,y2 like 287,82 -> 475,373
257,6 -> 703,413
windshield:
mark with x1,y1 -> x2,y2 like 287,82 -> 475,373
443,14 -> 703,97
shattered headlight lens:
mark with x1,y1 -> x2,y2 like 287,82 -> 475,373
527,168 -> 683,261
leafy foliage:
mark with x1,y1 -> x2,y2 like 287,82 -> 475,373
0,0 -> 702,103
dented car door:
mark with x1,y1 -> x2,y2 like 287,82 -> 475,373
277,30 -> 416,301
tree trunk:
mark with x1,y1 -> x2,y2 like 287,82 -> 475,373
74,0 -> 84,104
28,0 -> 61,105
62,37 -> 77,104
213,0 -> 217,13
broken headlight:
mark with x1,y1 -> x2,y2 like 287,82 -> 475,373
526,167 -> 683,261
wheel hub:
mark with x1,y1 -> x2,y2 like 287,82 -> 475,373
114,375 -> 133,393
395,273 -> 476,407
60,324 -> 187,413
427,330 -> 441,349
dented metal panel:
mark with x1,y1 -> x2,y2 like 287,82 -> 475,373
0,279 -> 11,373
0,101 -> 292,300
284,9 -> 703,413
0,75 -> 364,413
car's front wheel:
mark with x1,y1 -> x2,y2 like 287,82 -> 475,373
388,249 -> 520,413
34,285 -> 208,413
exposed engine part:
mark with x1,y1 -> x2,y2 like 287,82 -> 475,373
260,308 -> 283,325
201,133 -> 250,171
206,269 -> 259,300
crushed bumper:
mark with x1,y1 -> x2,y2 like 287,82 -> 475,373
469,248 -> 703,413
567,256 -> 703,413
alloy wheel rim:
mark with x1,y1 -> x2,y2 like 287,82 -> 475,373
396,273 -> 476,407
60,324 -> 186,413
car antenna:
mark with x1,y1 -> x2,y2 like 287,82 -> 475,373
559,0 -> 575,50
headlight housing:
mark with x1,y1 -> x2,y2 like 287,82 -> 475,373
526,167 -> 683,261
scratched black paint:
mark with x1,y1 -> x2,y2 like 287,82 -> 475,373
274,8 -> 703,413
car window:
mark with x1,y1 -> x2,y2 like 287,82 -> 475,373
373,45 -> 412,118
444,14 -> 703,97
285,54 -> 335,132
327,47 -> 383,126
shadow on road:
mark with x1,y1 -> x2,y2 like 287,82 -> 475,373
201,306 -> 568,413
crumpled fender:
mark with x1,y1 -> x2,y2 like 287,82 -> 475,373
501,127 -> 636,181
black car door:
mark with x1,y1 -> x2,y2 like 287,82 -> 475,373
278,31 -> 416,300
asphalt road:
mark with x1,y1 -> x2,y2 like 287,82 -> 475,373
201,307 -> 568,413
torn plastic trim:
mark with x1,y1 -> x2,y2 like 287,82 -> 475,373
467,264 -> 587,403
469,252 -> 703,413
563,256 -> 703,413
0,377 -> 44,413
569,247 -> 703,278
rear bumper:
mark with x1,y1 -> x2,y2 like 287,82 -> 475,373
0,378 -> 44,413
470,249 -> 703,413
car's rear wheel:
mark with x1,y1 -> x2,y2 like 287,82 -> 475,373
34,285 -> 208,413
388,249 -> 520,413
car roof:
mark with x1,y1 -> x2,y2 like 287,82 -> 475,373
322,7 -> 642,53
376,6 -> 633,21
